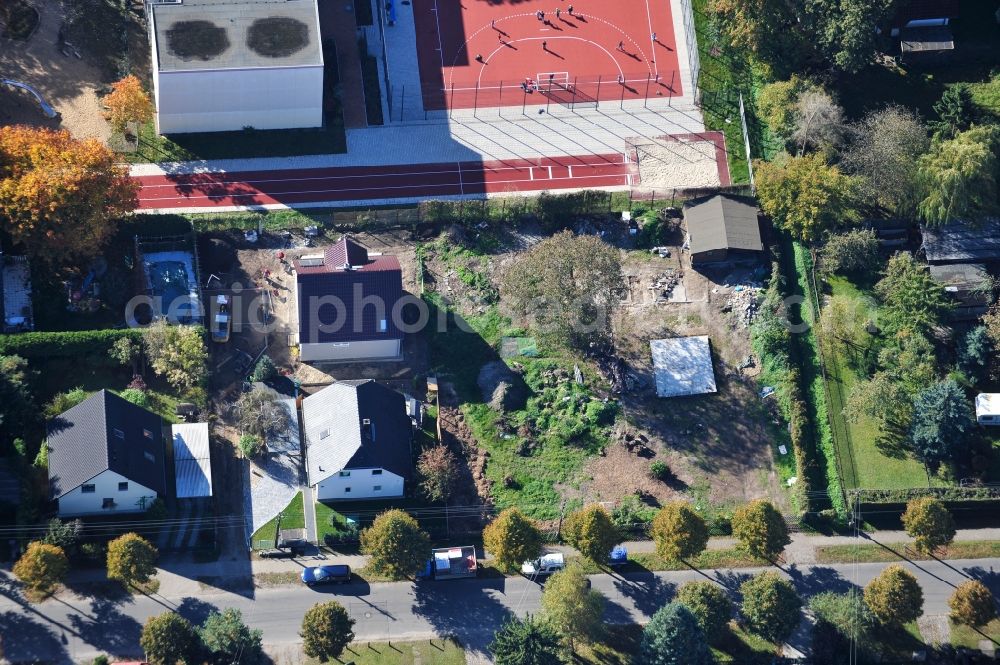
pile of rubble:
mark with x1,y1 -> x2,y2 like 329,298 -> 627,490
722,284 -> 762,328
649,269 -> 681,300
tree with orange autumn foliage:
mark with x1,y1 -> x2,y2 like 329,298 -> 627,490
0,126 -> 138,262
103,75 -> 153,133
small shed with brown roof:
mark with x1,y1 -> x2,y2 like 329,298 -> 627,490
683,194 -> 763,265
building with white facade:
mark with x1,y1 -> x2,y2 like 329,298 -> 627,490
148,0 -> 324,134
47,390 -> 167,517
302,380 -> 415,501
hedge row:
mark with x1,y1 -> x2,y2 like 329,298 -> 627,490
0,328 -> 143,359
851,487 -> 1000,504
751,257 -> 817,515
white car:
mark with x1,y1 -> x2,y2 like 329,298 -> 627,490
521,552 -> 565,576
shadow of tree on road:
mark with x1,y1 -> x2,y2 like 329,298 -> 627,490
412,578 -> 514,661
67,596 -> 143,657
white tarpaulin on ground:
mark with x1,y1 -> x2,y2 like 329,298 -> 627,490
650,336 -> 717,398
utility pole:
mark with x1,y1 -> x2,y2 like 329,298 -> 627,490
273,511 -> 283,549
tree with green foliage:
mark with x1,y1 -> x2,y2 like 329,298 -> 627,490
675,581 -> 732,637
875,253 -> 951,335
755,153 -> 860,243
562,504 -> 620,565
843,106 -> 930,217
300,601 -> 355,662
108,336 -> 143,374
650,501 -> 709,561
948,580 -> 997,627
119,388 -> 149,408
42,518 -> 83,556
489,615 -> 562,665
918,125 -> 1000,226
636,602 -> 714,665
140,613 -> 197,665
199,608 -> 263,665
106,532 -> 157,587
483,507 -> 543,572
932,85 -> 975,140
0,354 -> 33,445
143,321 -> 207,392
359,509 -> 431,579
809,590 -> 878,661
540,565 -> 604,651
731,499 -> 790,560
901,497 -> 956,554
864,564 -> 923,625
250,354 -> 277,383
909,379 -> 975,465
958,325 -> 993,381
501,230 -> 624,349
44,387 -> 88,419
758,77 -> 820,144
13,542 -> 69,598
740,572 -> 802,642
820,229 -> 880,279
416,445 -> 460,503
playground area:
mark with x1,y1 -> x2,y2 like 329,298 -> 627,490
0,0 -> 110,140
412,0 -> 683,111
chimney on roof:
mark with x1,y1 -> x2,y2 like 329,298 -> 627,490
361,418 -> 374,443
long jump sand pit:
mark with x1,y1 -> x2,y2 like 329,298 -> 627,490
632,133 -> 729,190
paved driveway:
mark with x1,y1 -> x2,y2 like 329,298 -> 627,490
245,397 -> 303,545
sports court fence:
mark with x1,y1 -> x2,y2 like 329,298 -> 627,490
387,70 -> 684,121
324,185 -> 752,231
678,0 -> 701,105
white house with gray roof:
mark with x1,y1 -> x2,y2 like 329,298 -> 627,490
147,0 -> 324,134
46,390 -> 167,517
302,380 -> 414,501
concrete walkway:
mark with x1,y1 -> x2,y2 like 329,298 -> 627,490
319,0 -> 368,129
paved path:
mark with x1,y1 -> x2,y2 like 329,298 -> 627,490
319,0 -> 368,129
1,556 -> 996,664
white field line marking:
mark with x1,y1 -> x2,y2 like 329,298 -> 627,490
432,0 -> 446,72
643,0 -> 659,77
138,167 -> 466,189
476,36 -> 625,89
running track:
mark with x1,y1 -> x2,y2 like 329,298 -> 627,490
135,153 -> 634,211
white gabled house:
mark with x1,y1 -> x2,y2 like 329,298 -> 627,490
302,380 -> 415,501
46,390 -> 167,517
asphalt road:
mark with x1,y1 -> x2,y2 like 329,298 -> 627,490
1,557 -> 997,663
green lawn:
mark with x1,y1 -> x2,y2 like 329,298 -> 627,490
575,622 -> 779,664
314,500 -> 355,545
814,540 -> 1000,564
950,618 -> 1000,651
306,639 -> 464,665
822,276 -> 942,489
251,492 -> 305,549
568,547 -> 768,574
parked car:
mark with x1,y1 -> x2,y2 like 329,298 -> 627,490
212,294 -> 231,343
301,564 -> 352,586
258,548 -> 295,559
521,552 -> 565,577
609,545 -> 628,567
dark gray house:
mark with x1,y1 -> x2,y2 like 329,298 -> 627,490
683,194 -> 763,265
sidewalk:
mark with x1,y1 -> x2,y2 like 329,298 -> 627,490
60,528 -> 1000,598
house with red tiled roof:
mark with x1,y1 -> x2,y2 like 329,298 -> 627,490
293,237 -> 404,363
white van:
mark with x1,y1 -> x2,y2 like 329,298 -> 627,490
521,552 -> 565,576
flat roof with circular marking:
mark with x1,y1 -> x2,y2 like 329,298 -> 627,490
152,0 -> 322,72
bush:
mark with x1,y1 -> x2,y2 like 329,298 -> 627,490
239,434 -> 264,458
675,581 -> 732,637
649,460 -> 672,482
948,580 -> 997,626
119,388 -> 149,407
740,572 -> 802,642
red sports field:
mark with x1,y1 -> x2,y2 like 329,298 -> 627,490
413,0 -> 682,111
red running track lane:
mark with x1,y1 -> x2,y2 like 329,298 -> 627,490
135,153 -> 634,210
